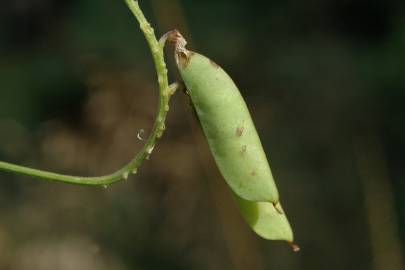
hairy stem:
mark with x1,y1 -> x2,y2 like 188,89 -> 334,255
0,0 -> 174,186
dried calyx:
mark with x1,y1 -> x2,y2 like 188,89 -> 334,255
162,30 -> 192,68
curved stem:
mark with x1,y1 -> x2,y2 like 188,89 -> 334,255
0,0 -> 175,186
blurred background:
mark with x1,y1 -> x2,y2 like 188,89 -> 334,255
0,0 -> 405,269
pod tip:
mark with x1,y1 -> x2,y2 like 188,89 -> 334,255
287,241 -> 300,252
161,30 -> 192,68
164,30 -> 188,53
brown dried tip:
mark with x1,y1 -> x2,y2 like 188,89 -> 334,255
288,241 -> 300,252
162,30 -> 187,53
162,29 -> 191,68
165,29 -> 183,44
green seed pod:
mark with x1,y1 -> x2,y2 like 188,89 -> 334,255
170,33 -> 278,203
166,31 -> 297,247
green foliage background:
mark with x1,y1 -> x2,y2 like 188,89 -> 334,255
0,0 -> 404,269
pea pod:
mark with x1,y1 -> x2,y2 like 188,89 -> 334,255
170,32 -> 278,203
167,31 -> 296,246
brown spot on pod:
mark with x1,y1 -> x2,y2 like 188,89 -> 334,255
251,170 -> 257,176
236,126 -> 244,137
240,145 -> 247,155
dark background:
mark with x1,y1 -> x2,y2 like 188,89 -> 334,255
1,0 -> 405,269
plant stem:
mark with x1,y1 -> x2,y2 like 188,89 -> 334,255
0,0 -> 174,186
